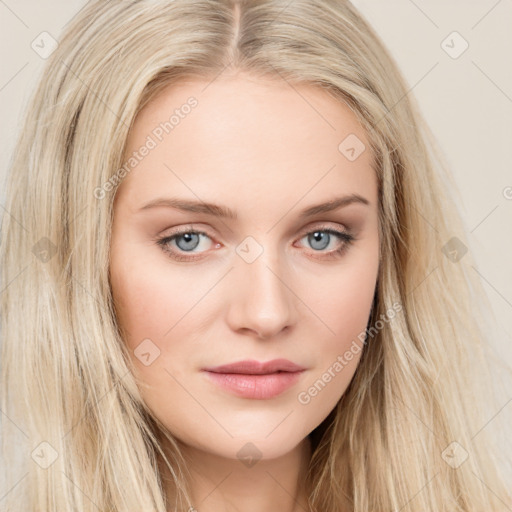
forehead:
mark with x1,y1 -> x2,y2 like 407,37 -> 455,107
115,74 -> 377,216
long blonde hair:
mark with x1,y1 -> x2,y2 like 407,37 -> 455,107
1,1 -> 510,510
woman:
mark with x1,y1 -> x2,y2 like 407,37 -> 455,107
1,1 -> 510,511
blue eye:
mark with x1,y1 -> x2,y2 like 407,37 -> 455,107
156,226 -> 355,262
303,230 -> 345,251
156,229 -> 212,261
297,228 -> 355,260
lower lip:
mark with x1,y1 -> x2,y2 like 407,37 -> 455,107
202,370 -> 304,399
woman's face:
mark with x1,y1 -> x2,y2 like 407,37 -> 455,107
109,73 -> 380,461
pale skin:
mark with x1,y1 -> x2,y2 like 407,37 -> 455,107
109,71 -> 380,512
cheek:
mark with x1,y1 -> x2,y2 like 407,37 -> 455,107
318,263 -> 376,339
110,241 -> 204,344
306,234 -> 378,336
296,248 -> 378,408
109,243 -> 214,389
109,253 -> 205,434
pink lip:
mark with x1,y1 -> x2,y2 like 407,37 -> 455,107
201,359 -> 306,400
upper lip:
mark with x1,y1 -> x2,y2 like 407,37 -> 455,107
203,358 -> 305,375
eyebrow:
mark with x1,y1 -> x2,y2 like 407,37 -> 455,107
137,193 -> 370,220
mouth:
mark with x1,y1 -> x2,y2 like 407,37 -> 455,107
201,359 -> 306,400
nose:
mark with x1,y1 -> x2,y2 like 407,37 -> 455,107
225,248 -> 299,340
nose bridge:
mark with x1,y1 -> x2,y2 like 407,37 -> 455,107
228,235 -> 297,337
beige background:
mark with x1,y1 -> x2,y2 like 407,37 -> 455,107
1,0 -> 511,490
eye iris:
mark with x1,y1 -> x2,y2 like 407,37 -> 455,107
176,233 -> 200,251
308,231 -> 330,251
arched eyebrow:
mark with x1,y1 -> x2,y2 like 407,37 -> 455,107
137,193 -> 370,220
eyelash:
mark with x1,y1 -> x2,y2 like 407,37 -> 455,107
155,224 -> 356,262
